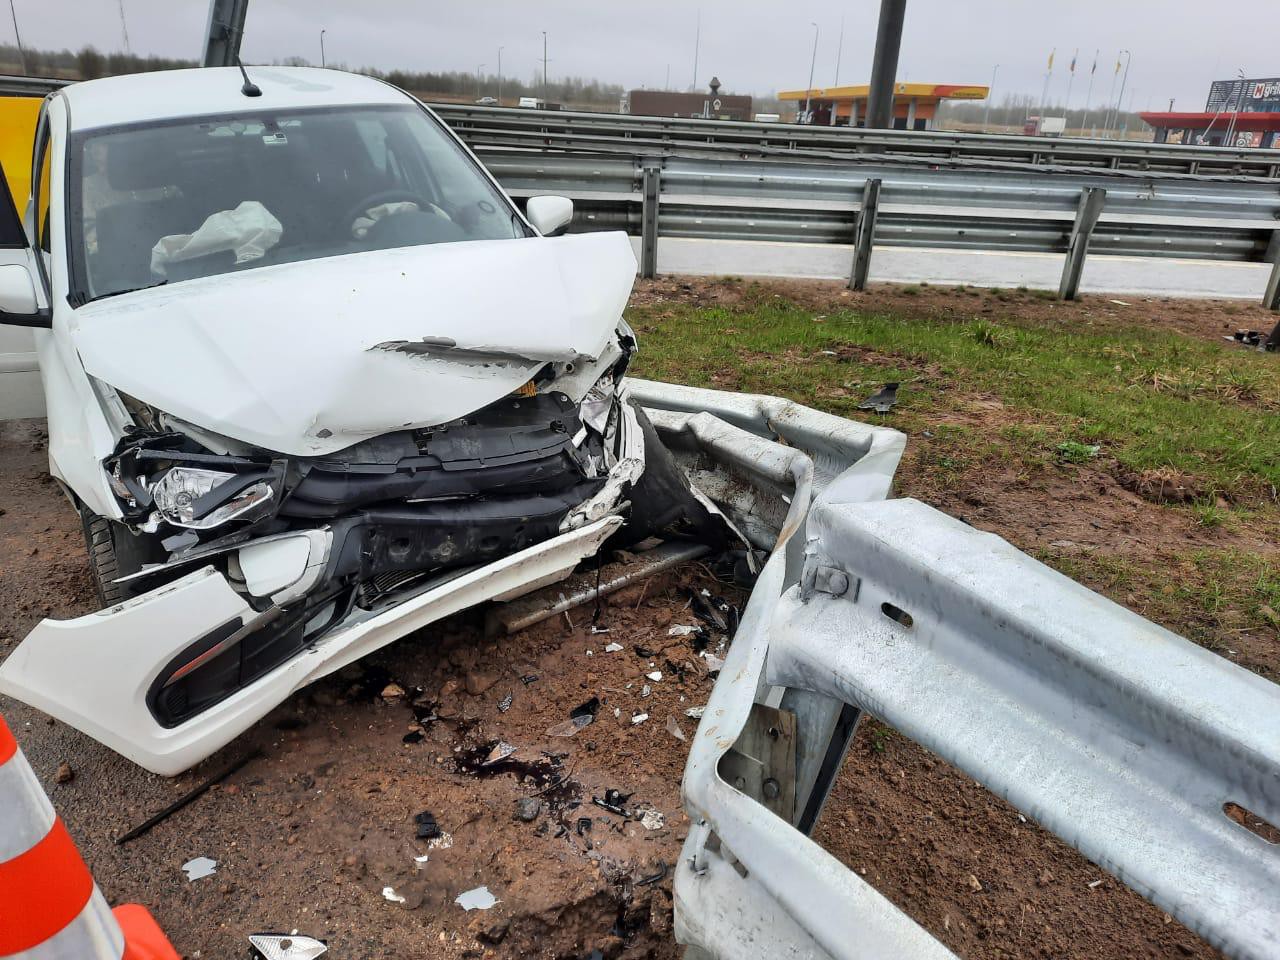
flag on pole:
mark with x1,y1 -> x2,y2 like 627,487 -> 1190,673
1048,49 -> 1056,71
1070,49 -> 1078,73
1115,55 -> 1123,74
1091,52 -> 1098,74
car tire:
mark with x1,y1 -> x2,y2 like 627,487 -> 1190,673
80,508 -> 165,605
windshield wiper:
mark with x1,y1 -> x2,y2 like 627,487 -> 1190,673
90,280 -> 168,303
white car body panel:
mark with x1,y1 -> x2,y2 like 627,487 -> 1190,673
0,516 -> 622,776
71,231 -> 637,455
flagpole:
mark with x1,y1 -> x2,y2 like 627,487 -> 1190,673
1082,49 -> 1098,137
1103,52 -> 1121,137
1037,48 -> 1055,126
1064,48 -> 1078,127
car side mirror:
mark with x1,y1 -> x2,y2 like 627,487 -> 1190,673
0,264 -> 50,328
526,195 -> 574,237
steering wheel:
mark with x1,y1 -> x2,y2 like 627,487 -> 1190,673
342,189 -> 438,233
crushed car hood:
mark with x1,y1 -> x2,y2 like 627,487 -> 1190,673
71,232 -> 637,456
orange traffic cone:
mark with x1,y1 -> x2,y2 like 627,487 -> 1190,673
0,716 -> 180,959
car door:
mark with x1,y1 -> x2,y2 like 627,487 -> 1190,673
0,93 -> 48,420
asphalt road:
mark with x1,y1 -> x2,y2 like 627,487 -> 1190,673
638,238 -> 1275,300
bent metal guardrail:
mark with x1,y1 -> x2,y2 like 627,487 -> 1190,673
630,379 -> 1280,960
471,149 -> 1280,306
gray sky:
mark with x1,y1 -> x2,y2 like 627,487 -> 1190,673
10,0 -> 1278,112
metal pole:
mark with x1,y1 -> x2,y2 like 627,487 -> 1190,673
497,47 -> 503,103
692,11 -> 700,90
1225,71 -> 1245,146
849,178 -> 882,290
865,0 -> 907,129
475,64 -> 485,98
640,159 -> 661,279
202,0 -> 249,67
1059,186 -> 1106,300
982,63 -> 999,131
319,29 -> 325,68
1082,51 -> 1098,135
834,16 -> 844,86
541,31 -> 548,106
1109,50 -> 1131,139
7,0 -> 27,74
1102,53 -> 1121,137
803,22 -> 819,123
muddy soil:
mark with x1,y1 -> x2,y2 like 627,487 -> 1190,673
0,271 -> 1248,960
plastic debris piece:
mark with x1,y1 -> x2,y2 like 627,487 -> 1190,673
428,832 -> 453,851
382,886 -> 407,904
402,730 -> 424,744
520,674 -> 539,685
456,886 -> 498,911
248,933 -> 329,959
685,706 -> 706,719
498,694 -> 513,713
632,713 -> 649,725
701,652 -> 726,673
380,683 -> 406,702
668,625 -> 700,637
414,810 -> 442,840
857,382 -> 899,414
604,642 -> 624,653
182,856 -> 218,881
641,685 -> 652,699
665,716 -> 686,742
576,816 -> 593,836
639,808 -> 666,831
482,741 -> 518,766
646,671 -> 662,682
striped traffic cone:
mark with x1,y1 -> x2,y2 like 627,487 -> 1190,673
0,716 -> 180,959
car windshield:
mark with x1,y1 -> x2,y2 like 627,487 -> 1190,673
71,104 -> 526,303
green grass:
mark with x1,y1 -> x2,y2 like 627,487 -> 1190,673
627,292 -> 1280,499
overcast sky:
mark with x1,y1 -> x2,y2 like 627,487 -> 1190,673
9,0 -> 1277,112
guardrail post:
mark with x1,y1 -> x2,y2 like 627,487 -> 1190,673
1263,229 -> 1280,314
1058,186 -> 1106,301
640,159 -> 661,279
848,178 -> 882,291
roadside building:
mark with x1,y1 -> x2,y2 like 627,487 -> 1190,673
778,82 -> 988,129
1140,77 -> 1280,148
626,78 -> 752,121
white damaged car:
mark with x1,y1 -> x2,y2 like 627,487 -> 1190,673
0,68 -> 734,774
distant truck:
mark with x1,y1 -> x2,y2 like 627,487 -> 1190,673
1024,115 -> 1067,137
517,96 -> 541,109
753,113 -> 781,123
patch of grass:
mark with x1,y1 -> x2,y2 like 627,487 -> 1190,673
626,294 -> 1280,499
1056,440 -> 1101,464
900,285 -> 921,296
1191,496 -> 1230,528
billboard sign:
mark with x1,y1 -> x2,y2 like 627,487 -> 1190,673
1206,77 -> 1280,113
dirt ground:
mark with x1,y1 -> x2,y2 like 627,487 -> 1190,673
1,279 -> 1267,959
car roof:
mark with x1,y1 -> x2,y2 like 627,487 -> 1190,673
60,67 -> 412,132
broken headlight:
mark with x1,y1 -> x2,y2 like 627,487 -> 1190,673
150,467 -> 275,530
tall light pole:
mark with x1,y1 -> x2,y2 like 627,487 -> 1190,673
475,63 -> 486,98
7,0 -> 27,73
982,63 -> 999,131
1225,68 -> 1245,146
802,22 -> 820,123
866,0 -> 907,129
833,15 -> 844,86
497,46 -> 504,103
541,31 -> 549,107
692,11 -> 700,90
319,28 -> 326,68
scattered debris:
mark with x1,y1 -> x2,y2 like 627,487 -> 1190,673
667,624 -> 700,637
380,683 -> 406,702
428,832 -> 453,851
638,807 -> 666,831
593,788 -> 632,817
684,706 -> 706,719
646,671 -> 663,682
414,810 -> 442,840
1108,299 -> 1130,306
641,685 -> 652,698
1226,329 -> 1264,347
665,716 -> 686,742
402,730 -> 424,744
857,382 -> 899,414
547,697 -> 601,737
382,886 -> 407,905
514,797 -> 542,822
117,749 -> 262,845
248,933 -> 329,959
576,817 -> 593,837
701,652 -> 726,674
635,863 -> 669,886
456,886 -> 498,911
1088,878 -> 1105,889
497,694 -> 513,713
520,674 -> 539,685
604,642 -> 624,653
182,856 -> 218,882
632,712 -> 650,726
966,873 -> 983,892
54,761 -> 74,784
483,741 -> 518,766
